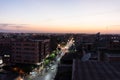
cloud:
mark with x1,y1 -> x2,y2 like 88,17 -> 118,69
0,23 -> 26,27
0,23 -> 27,29
0,24 -> 12,27
0,23 -> 29,32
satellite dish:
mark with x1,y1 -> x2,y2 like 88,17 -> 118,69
81,53 -> 91,62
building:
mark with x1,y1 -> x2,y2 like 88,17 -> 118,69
98,35 -> 120,62
11,39 -> 50,65
72,60 -> 120,80
107,39 -> 120,50
0,39 -> 11,64
105,53 -> 120,62
54,52 -> 81,80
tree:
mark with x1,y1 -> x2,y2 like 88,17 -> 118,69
44,59 -> 50,67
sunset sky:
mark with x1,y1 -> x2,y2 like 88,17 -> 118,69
0,0 -> 120,33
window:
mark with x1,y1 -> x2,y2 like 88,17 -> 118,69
16,48 -> 21,50
16,44 -> 21,46
24,48 -> 35,50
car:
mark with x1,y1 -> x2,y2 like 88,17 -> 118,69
46,67 -> 49,70
49,64 -> 52,67
51,67 -> 54,70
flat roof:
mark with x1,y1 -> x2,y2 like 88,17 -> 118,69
106,53 -> 120,57
72,60 -> 120,80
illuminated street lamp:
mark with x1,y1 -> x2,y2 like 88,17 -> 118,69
75,49 -> 77,52
15,76 -> 23,80
0,59 -> 3,64
58,44 -> 60,46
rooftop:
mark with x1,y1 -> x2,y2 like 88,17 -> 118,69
106,53 -> 120,57
72,60 -> 120,80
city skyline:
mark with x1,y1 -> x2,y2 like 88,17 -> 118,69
0,0 -> 120,33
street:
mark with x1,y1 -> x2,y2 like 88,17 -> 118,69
24,38 -> 74,80
33,60 -> 58,80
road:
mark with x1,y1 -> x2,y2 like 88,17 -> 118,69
23,38 -> 74,80
61,38 -> 74,53
33,62 -> 58,80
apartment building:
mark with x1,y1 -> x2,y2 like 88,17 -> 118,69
0,39 -> 11,64
11,39 -> 50,65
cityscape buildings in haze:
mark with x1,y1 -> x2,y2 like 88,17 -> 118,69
0,0 -> 120,80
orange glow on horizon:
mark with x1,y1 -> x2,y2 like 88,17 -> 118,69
22,25 -> 120,34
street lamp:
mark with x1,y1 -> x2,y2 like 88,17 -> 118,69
0,59 -> 3,64
73,40 -> 75,43
58,44 -> 60,47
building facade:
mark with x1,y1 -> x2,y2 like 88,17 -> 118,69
0,39 -> 11,64
11,39 -> 50,65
